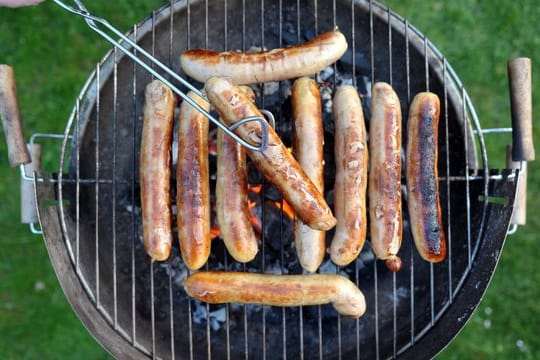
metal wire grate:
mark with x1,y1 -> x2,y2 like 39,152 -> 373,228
25,1 -> 521,359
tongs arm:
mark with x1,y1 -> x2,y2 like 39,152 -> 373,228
52,0 -> 270,152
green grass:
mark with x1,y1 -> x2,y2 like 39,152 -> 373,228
387,1 -> 540,358
0,0 -> 538,359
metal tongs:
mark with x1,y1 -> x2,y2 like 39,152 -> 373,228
53,0 -> 270,152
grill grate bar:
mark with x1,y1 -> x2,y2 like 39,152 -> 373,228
443,58 -> 455,301
373,261 -> 380,360
48,173 -> 517,184
187,295 -> 194,360
355,263 -> 360,360
369,0 -> 375,83
403,17 -> 416,349
130,23 -> 139,347
184,2 -> 194,358
167,5 -> 176,358
463,87 -> 473,268
112,46 -> 120,331
424,28 -> 437,332
149,14 -> 157,360
387,7 -> 398,359
337,312 -> 342,359
423,36 -> 429,91
75,94 -> 81,276
150,263 -> 156,359
259,0 -> 269,358
387,6 -> 393,86
95,62 -> 101,311
206,301 -> 211,360
223,248 -> 231,360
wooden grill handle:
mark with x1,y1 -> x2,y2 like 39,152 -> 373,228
0,64 -> 31,167
508,57 -> 535,162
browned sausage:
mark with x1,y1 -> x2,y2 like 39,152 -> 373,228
177,91 -> 212,270
291,77 -> 326,272
205,76 -> 336,231
140,80 -> 175,262
180,29 -> 347,85
184,271 -> 366,318
368,82 -> 403,272
215,85 -> 259,263
329,85 -> 368,266
406,92 -> 446,263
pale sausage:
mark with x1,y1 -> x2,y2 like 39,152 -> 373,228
291,77 -> 326,272
140,80 -> 175,262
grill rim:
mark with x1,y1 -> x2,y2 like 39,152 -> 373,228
31,0 -> 517,359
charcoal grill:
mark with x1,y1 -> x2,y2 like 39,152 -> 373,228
0,0 -> 534,359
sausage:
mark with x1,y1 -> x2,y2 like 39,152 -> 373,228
216,86 -> 259,263
140,80 -> 175,262
177,91 -> 212,270
291,77 -> 326,272
368,82 -> 403,272
405,92 -> 446,263
205,76 -> 336,231
181,29 -> 347,85
329,85 -> 368,266
184,271 -> 366,318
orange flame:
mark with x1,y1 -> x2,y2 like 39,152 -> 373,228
248,198 -> 262,235
271,200 -> 295,220
212,184 -> 294,241
247,183 -> 295,220
210,226 -> 221,240
248,184 -> 263,194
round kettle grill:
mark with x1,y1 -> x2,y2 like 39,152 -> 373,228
0,0 -> 533,359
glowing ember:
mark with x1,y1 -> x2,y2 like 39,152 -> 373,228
248,198 -> 262,235
208,136 -> 218,156
270,200 -> 295,220
248,184 -> 263,194
210,226 -> 221,240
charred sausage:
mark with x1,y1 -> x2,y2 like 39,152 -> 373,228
177,91 -> 212,270
291,77 -> 326,272
368,82 -> 403,272
184,271 -> 366,318
329,85 -> 369,266
181,29 -> 347,85
406,92 -> 446,263
140,80 -> 175,262
205,76 -> 336,231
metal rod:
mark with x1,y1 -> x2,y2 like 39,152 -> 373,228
52,0 -> 270,153
130,28 -> 138,345
443,58 -> 454,301
95,63 -> 101,312
167,5 -> 176,358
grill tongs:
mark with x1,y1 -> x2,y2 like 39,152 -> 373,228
52,0 -> 272,153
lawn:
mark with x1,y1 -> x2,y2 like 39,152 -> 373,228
0,0 -> 538,359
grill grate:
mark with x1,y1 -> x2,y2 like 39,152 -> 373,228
27,1 -> 521,359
